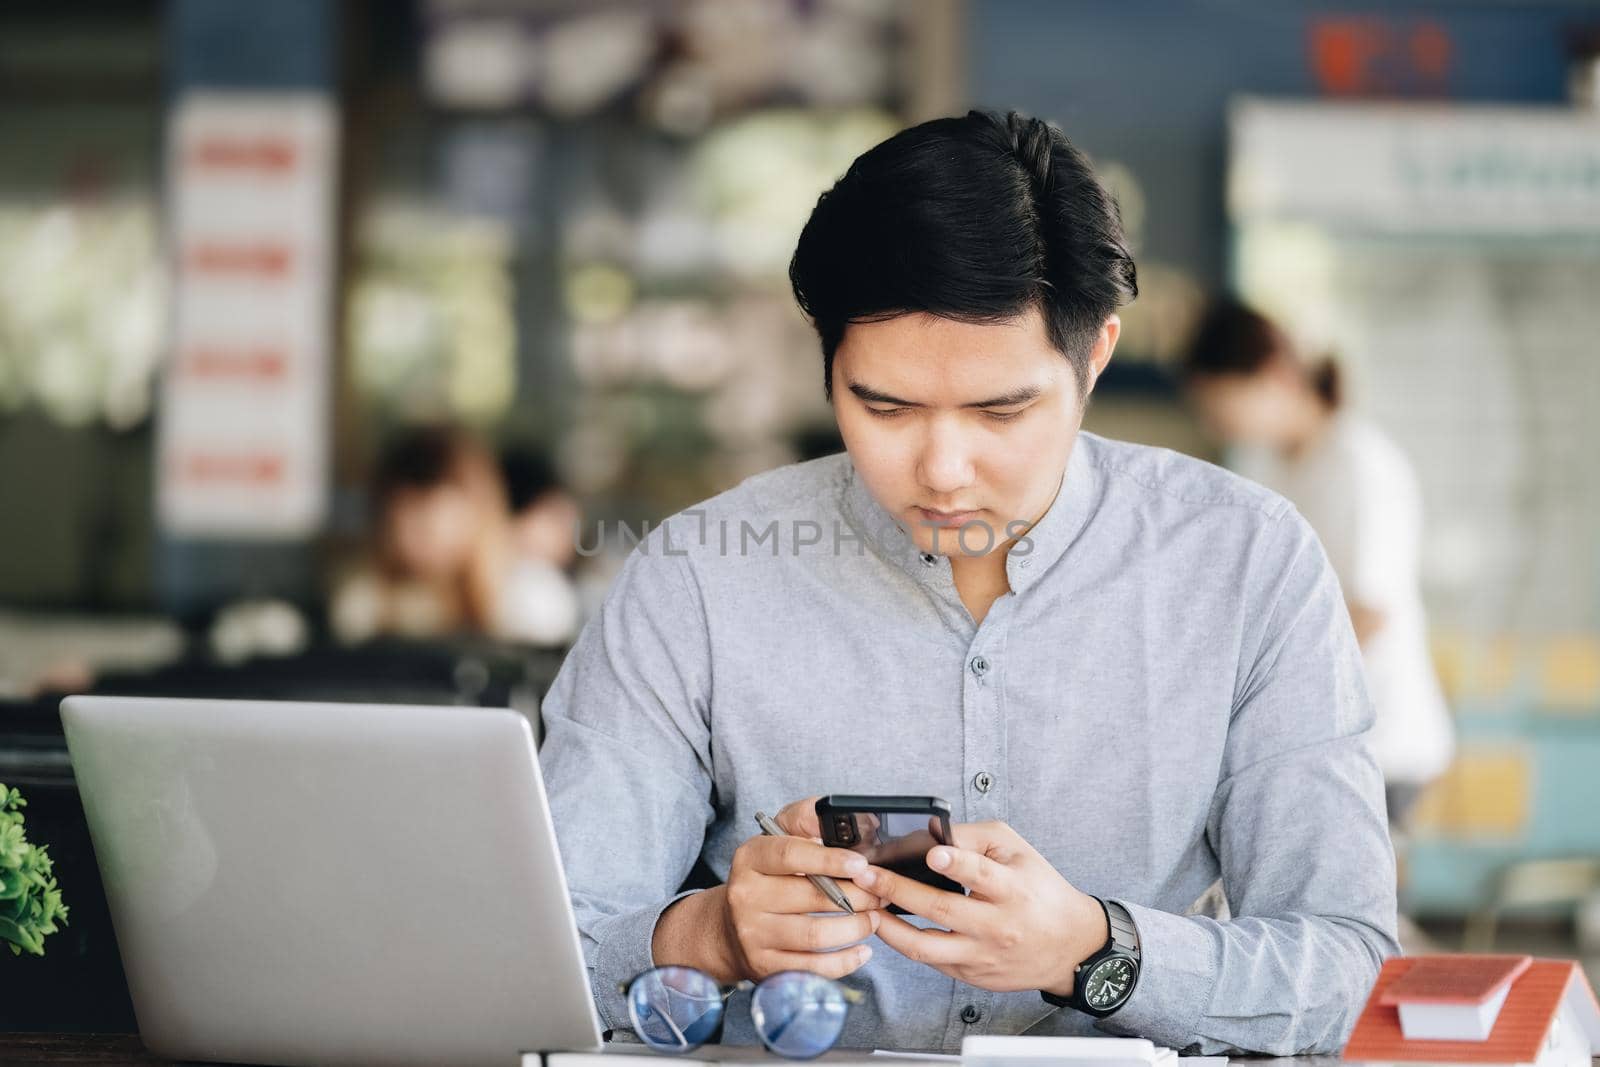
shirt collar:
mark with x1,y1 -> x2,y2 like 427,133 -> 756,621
840,433 -> 1101,594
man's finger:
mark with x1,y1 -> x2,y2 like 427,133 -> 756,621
764,873 -> 884,914
775,796 -> 824,839
873,911 -> 973,967
850,864 -> 985,932
749,834 -> 868,879
925,843 -> 1013,900
765,909 -> 882,952
754,944 -> 873,981
949,820 -> 1023,865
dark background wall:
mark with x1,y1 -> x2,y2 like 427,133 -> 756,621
969,0 -> 1598,293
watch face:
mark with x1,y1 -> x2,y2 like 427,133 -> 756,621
1083,956 -> 1137,1010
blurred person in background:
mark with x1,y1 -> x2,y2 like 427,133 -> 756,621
501,444 -> 592,625
331,427 -> 579,647
1181,298 -> 1454,828
502,447 -> 583,573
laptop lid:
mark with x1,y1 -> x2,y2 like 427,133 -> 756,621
61,695 -> 604,1067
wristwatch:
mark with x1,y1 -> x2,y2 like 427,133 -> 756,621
1042,897 -> 1141,1018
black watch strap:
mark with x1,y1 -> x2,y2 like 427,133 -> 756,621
1042,897 -> 1141,1016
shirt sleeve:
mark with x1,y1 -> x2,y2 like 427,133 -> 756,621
538,526 -> 716,1032
1093,509 -> 1400,1055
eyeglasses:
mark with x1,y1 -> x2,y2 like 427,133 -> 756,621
618,966 -> 865,1059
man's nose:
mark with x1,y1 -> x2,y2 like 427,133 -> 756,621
916,422 -> 976,496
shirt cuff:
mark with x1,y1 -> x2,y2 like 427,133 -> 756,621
589,889 -> 703,1033
1091,899 -> 1219,1052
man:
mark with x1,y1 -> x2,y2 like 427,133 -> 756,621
539,110 -> 1398,1056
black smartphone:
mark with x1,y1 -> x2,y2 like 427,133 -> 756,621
815,795 -> 965,913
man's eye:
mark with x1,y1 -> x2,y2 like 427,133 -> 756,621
866,406 -> 909,419
981,409 -> 1025,423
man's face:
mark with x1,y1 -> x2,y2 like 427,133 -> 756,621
832,307 -> 1110,558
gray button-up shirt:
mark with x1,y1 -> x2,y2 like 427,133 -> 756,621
538,432 -> 1399,1056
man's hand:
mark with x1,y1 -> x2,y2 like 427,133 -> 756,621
653,798 -> 884,984
845,820 -> 1109,997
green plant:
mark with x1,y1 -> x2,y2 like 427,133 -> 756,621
0,783 -> 68,956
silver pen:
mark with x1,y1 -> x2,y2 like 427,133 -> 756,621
753,810 -> 855,914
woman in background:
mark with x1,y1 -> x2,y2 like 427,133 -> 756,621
332,427 -> 579,648
1182,299 -> 1454,827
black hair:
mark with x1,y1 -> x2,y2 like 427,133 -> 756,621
1183,298 -> 1342,410
373,426 -> 461,504
500,447 -> 561,513
789,109 -> 1137,399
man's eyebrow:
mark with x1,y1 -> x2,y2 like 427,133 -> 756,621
961,385 -> 1043,408
846,380 -> 1043,409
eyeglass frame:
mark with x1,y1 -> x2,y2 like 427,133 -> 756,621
616,966 -> 867,1057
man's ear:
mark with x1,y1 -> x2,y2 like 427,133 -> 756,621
1085,315 -> 1121,394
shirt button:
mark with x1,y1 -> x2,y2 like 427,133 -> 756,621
974,771 -> 994,794
960,1004 -> 982,1024
920,553 -> 937,567
970,655 -> 989,676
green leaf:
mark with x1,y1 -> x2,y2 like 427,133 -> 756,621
0,915 -> 43,955
0,786 -> 67,957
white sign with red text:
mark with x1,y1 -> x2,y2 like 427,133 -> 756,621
158,92 -> 337,538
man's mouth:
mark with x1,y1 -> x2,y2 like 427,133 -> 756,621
915,507 -> 982,528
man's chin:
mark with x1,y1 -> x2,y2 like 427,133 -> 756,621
907,517 -> 1010,558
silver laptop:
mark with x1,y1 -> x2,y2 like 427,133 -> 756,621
61,695 -> 604,1067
